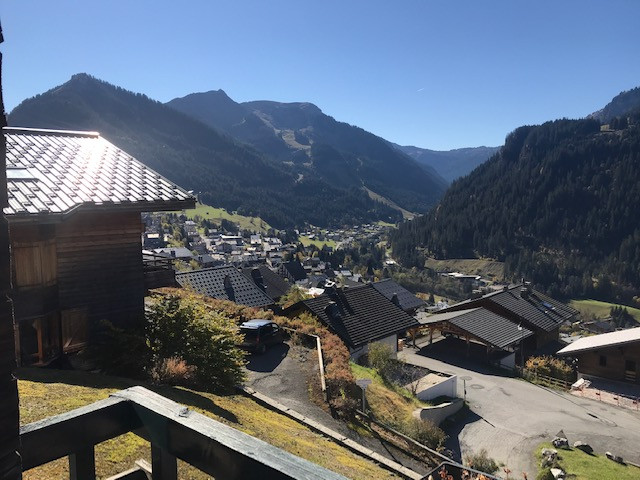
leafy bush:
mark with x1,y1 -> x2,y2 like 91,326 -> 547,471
277,285 -> 311,309
367,342 -> 396,381
525,355 -> 573,381
402,417 -> 447,450
88,319 -> 150,378
146,292 -> 246,392
464,448 -> 499,474
149,356 -> 196,387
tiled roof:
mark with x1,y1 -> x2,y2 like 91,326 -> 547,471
4,127 -> 194,220
449,284 -> 577,332
176,265 -> 274,308
242,265 -> 291,301
372,279 -> 425,312
282,260 -> 308,281
557,326 -> 640,355
418,308 -> 534,350
291,284 -> 419,349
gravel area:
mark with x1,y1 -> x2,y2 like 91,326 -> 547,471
244,341 -> 433,476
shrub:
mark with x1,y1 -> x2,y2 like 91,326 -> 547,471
464,448 -> 499,474
146,292 -> 246,392
88,319 -> 150,378
367,342 -> 396,380
149,356 -> 196,386
402,417 -> 447,450
536,467 -> 555,480
525,356 -> 573,381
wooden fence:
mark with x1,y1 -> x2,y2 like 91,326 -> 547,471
518,367 -> 572,390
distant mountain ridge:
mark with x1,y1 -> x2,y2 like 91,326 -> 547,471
8,74 -> 402,228
391,85 -> 640,303
589,86 -> 640,124
167,91 -> 448,213
392,144 -> 499,182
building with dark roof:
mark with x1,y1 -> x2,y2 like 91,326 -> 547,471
176,265 -> 274,308
371,278 -> 425,314
417,308 -> 533,368
442,283 -> 577,349
557,326 -> 640,384
242,265 -> 291,302
5,128 -> 195,365
278,259 -> 308,284
284,284 -> 419,359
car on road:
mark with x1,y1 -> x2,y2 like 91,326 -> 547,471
239,319 -> 284,354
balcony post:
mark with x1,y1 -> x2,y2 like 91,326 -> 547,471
69,447 -> 95,480
151,444 -> 177,480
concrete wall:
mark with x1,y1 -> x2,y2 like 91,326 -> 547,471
414,398 -> 464,426
415,374 -> 457,401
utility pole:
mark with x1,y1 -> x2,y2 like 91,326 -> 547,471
0,20 -> 23,480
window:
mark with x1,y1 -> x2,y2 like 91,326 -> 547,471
599,355 -> 607,367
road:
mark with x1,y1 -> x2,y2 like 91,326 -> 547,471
400,338 -> 640,478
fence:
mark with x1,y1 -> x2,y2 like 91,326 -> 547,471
517,367 -> 571,390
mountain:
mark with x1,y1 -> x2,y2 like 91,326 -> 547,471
589,86 -> 640,124
391,105 -> 640,303
167,92 -> 448,214
393,144 -> 499,183
8,74 -> 399,228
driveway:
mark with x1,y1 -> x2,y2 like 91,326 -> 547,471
400,338 -> 640,478
245,341 -> 432,476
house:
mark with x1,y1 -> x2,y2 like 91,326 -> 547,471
441,283 -> 577,350
4,127 -> 195,365
371,278 -> 426,314
175,265 -> 274,308
153,246 -> 194,261
242,265 -> 291,303
283,284 -> 419,360
557,326 -> 640,384
416,307 -> 534,369
278,259 -> 308,284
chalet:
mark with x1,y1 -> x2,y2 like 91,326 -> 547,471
417,307 -> 534,369
242,265 -> 291,303
5,127 -> 195,365
153,246 -> 194,261
371,278 -> 426,314
284,284 -> 418,360
441,283 -> 577,350
175,265 -> 274,308
557,326 -> 640,384
278,259 -> 308,284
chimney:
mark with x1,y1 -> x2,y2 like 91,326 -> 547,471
391,293 -> 400,307
251,268 -> 266,291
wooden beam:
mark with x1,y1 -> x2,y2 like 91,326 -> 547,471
20,397 -> 140,470
69,446 -> 95,480
151,445 -> 177,480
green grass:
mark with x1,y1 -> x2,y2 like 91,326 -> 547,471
423,257 -> 505,280
569,299 -> 640,322
537,442 -> 640,480
375,220 -> 396,228
299,235 -> 337,249
177,202 -> 275,233
17,367 -> 398,480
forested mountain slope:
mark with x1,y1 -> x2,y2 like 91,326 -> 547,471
9,74 -> 399,228
392,110 -> 640,302
168,92 -> 448,213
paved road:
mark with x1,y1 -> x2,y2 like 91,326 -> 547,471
400,338 -> 640,478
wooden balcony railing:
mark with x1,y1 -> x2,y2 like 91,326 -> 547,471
20,386 -> 347,480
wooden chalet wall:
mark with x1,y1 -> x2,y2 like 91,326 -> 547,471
0,23 -> 22,479
576,343 -> 640,384
56,210 -> 145,332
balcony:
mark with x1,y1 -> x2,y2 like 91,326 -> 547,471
143,253 -> 177,292
20,386 -> 347,480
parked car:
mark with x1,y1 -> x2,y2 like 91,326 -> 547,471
239,319 -> 284,354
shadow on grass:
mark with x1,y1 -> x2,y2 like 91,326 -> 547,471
17,367 -> 239,424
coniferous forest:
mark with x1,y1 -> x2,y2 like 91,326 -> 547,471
392,108 -> 640,303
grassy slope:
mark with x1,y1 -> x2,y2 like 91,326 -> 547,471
351,363 -> 429,426
423,257 -> 505,280
177,202 -> 275,233
299,235 -> 337,249
537,442 -> 640,480
18,368 -> 397,480
569,299 -> 640,322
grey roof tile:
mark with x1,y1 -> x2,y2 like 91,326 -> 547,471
371,279 -> 425,312
4,127 -> 194,219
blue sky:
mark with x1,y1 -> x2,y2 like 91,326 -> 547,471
2,1 -> 639,150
